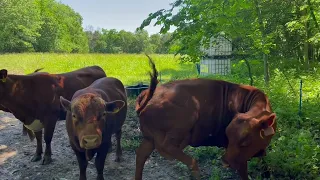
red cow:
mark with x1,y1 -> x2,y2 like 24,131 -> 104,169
0,66 -> 106,165
60,77 -> 127,180
134,56 -> 277,180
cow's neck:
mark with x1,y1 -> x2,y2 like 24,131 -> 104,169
0,75 -> 34,121
241,90 -> 268,117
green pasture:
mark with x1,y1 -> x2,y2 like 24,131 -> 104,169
0,53 -> 197,86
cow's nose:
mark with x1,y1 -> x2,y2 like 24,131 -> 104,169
82,135 -> 100,149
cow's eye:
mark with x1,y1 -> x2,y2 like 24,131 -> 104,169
98,112 -> 107,120
72,114 -> 79,122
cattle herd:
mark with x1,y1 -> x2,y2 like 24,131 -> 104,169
0,55 -> 277,180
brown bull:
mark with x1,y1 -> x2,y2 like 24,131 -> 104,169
60,77 -> 127,180
134,56 -> 277,180
0,66 -> 106,165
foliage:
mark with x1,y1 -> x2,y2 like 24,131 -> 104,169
0,0 -> 88,53
138,0 -> 320,67
34,0 -> 89,53
85,28 -> 175,54
0,0 -> 42,52
0,0 -> 175,54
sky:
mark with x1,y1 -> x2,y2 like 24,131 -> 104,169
58,0 -> 176,35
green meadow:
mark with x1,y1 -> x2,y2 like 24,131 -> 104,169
0,53 -> 197,86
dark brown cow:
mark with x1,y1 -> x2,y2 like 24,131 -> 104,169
0,66 -> 106,165
60,77 -> 127,180
134,56 -> 277,180
0,68 -> 44,137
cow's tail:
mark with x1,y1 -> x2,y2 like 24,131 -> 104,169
135,54 -> 159,116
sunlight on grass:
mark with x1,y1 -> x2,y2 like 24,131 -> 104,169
0,53 -> 197,85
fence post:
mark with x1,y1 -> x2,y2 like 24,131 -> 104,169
298,79 -> 303,116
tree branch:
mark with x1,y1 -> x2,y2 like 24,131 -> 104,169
307,0 -> 320,32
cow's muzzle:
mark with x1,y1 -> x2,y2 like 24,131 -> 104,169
81,135 -> 101,149
221,154 -> 242,170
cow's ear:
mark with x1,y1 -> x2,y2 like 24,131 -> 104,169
60,96 -> 71,112
259,113 -> 276,138
0,69 -> 8,83
105,100 -> 125,114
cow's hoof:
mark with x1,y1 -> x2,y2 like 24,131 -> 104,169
96,174 -> 104,180
42,155 -> 53,165
31,154 -> 42,162
108,147 -> 112,153
191,170 -> 201,180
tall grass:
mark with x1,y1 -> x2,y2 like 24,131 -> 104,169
0,53 -> 197,85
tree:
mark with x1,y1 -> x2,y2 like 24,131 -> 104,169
51,2 -> 88,53
138,0 -> 320,83
0,0 -> 41,52
33,0 -> 58,52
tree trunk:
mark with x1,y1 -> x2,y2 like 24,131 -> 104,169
254,0 -> 269,85
303,6 -> 310,69
263,53 -> 269,84
307,0 -> 320,32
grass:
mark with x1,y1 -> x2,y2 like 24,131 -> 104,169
1,53 -> 320,179
0,53 -> 197,86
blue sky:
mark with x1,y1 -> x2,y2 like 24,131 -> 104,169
59,0 -> 176,34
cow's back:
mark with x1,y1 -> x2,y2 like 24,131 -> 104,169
140,79 -> 255,148
58,66 -> 106,99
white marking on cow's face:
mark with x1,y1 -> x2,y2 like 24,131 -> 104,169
24,119 -> 43,132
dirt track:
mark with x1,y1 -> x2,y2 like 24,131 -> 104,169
0,104 -> 193,180
0,101 -> 239,180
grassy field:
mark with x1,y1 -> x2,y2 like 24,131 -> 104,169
1,53 -> 319,179
0,53 -> 197,86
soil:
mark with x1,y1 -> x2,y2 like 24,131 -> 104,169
0,103 -> 237,180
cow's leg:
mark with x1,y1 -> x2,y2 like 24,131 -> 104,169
73,148 -> 88,180
26,128 -> 36,141
237,161 -> 249,180
31,130 -> 43,162
95,143 -> 109,180
114,129 -> 122,162
135,138 -> 154,180
42,118 -> 57,165
164,145 -> 200,180
22,125 -> 27,135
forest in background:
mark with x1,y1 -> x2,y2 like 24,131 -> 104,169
2,0 -> 320,74
0,0 -> 176,54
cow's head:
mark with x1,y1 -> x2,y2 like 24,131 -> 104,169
60,93 -> 125,149
222,111 -> 276,170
